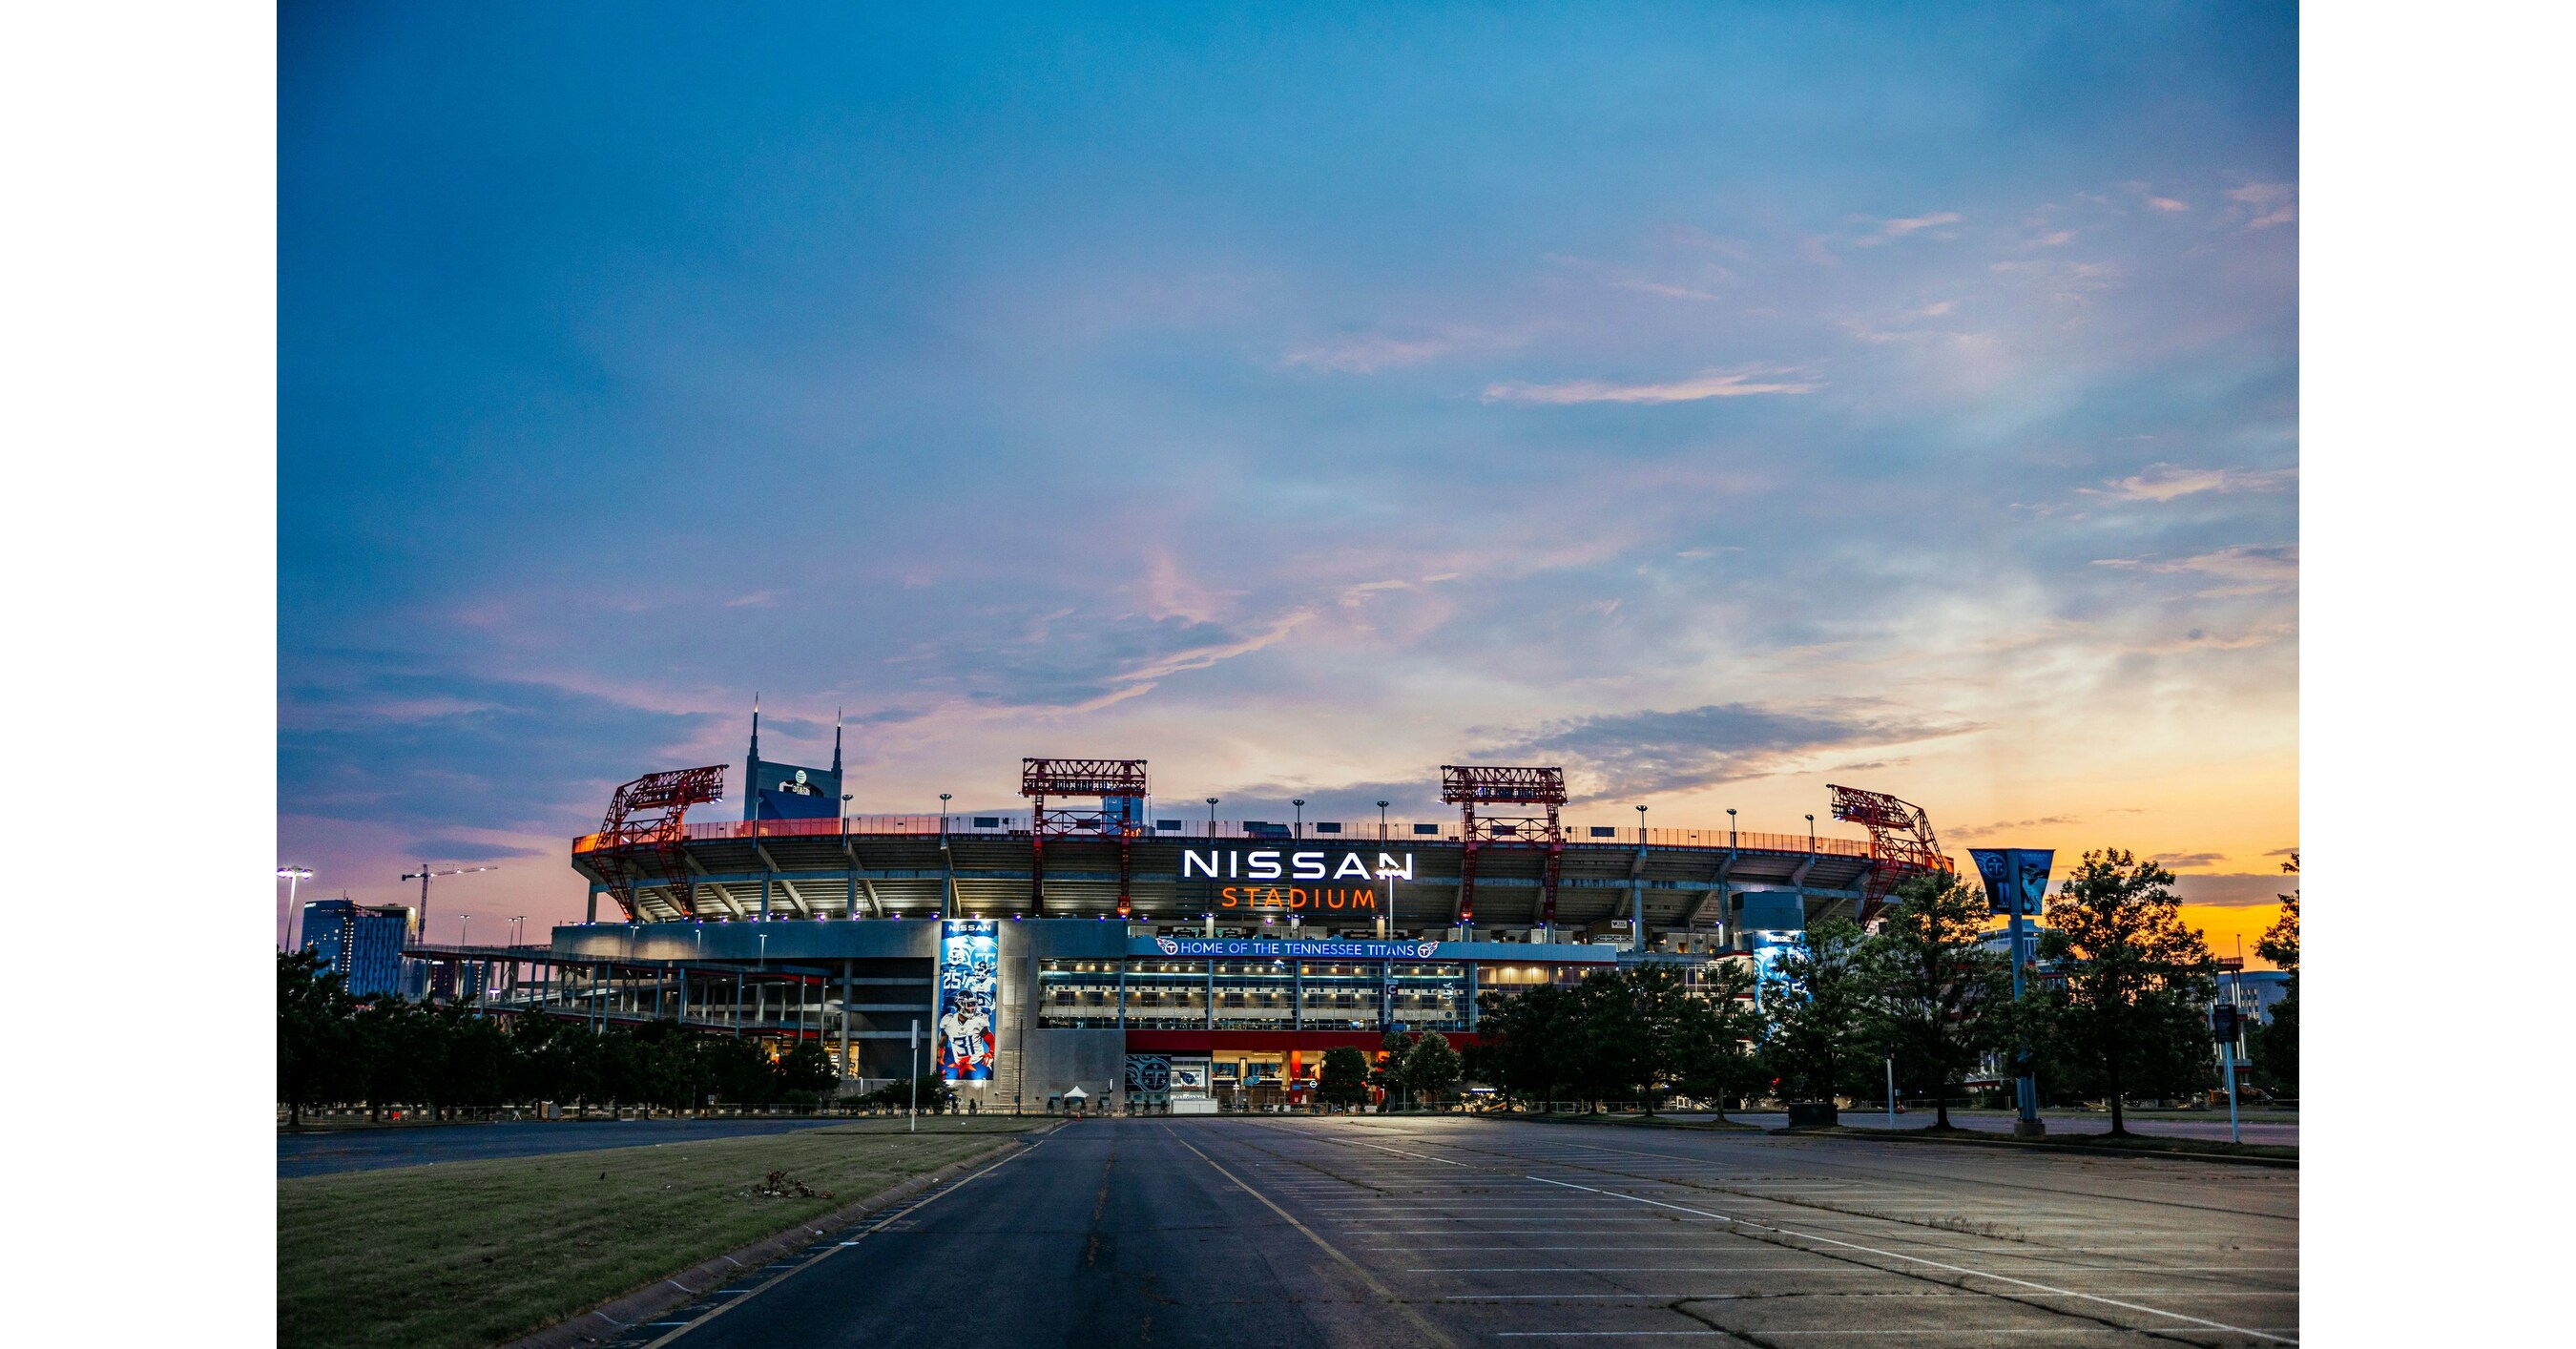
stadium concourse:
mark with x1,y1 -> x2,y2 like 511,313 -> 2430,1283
394,737 -> 1959,1116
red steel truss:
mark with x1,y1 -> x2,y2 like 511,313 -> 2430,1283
1826,783 -> 1953,923
595,765 -> 727,920
1440,764 -> 1568,928
1021,758 -> 1150,918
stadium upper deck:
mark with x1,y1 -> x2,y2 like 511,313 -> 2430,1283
570,812 -> 1886,935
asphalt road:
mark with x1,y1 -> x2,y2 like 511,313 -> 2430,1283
601,1115 -> 2298,1348
276,1117 -> 850,1177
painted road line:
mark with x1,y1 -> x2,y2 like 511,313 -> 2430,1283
1162,1125 -> 1461,1349
1524,1174 -> 2296,1346
633,1141 -> 1041,1348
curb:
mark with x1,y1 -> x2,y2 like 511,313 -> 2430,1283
1491,1110 -> 2295,1168
497,1121 -> 1068,1349
1783,1124 -> 2298,1170
1494,1111 -> 1770,1134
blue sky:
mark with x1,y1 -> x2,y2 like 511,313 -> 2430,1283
280,4 -> 2298,943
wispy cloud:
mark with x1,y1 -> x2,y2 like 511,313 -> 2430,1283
1477,700 -> 1974,799
2152,850 -> 2226,869
2147,197 -> 2189,213
1856,211 -> 1963,244
725,590 -> 782,608
2227,181 -> 2297,229
2085,463 -> 2296,502
2091,544 -> 2298,595
1482,364 -> 1820,405
1282,325 -> 1525,374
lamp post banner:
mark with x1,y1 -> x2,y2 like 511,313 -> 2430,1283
1969,849 -> 2054,916
936,919 -> 999,1082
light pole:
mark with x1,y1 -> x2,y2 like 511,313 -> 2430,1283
1378,800 -> 1390,842
939,794 -> 954,919
1805,814 -> 1816,853
1727,808 -> 1736,849
277,866 -> 313,951
1293,799 -> 1305,839
1632,804 -> 1650,953
909,1019 -> 921,1131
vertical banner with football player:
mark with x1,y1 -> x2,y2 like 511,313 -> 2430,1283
936,919 -> 1000,1083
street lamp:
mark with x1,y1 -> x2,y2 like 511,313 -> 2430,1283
277,865 -> 313,951
1378,800 -> 1390,841
939,794 -> 954,919
1293,799 -> 1305,838
1727,807 -> 1737,849
1632,805 -> 1649,953
1206,797 -> 1219,837
1805,814 -> 1816,853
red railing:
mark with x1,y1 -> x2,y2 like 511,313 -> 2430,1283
575,815 -> 1872,858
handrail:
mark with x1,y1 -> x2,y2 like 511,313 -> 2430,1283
575,815 -> 1874,858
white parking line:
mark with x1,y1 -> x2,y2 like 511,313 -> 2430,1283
1523,1175 -> 2296,1345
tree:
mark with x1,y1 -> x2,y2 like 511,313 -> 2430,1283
1757,918 -> 1874,1108
1399,1032 -> 1465,1108
701,1036 -> 780,1106
1317,1046 -> 1373,1109
2248,854 -> 2298,1095
2038,849 -> 2217,1135
1865,873 -> 2016,1130
1471,982 -> 1587,1108
1668,960 -> 1764,1119
278,951 -> 356,1128
777,1041 -> 840,1098
2255,855 -> 2298,971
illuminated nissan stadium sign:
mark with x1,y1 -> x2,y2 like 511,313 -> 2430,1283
1180,849 -> 1415,881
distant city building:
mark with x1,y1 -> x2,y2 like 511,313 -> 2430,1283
301,898 -> 417,998
2226,968 -> 2294,1024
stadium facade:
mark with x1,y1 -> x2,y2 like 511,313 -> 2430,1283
423,728 -> 1961,1111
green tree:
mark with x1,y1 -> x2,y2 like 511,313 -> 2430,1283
1317,1046 -> 1373,1108
1865,873 -> 2016,1130
2038,849 -> 2217,1135
1377,1029 -> 1415,1110
777,1041 -> 841,1099
2255,855 -> 2298,971
2248,854 -> 2298,1095
1668,960 -> 1764,1120
278,951 -> 356,1127
700,1036 -> 780,1106
1757,918 -> 1874,1108
1399,1032 -> 1465,1108
1471,982 -> 1586,1108
1568,971 -> 1653,1109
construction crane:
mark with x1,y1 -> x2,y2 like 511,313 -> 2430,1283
593,765 -> 727,920
1825,783 -> 1953,923
1440,764 -> 1568,929
400,862 -> 499,951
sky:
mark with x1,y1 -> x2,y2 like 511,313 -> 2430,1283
278,3 -> 2298,960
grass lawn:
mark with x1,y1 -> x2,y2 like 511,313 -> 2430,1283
279,1116 -> 1037,1349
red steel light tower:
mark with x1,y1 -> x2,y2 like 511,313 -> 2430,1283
1021,758 -> 1149,918
1440,765 -> 1568,929
594,765 -> 727,920
1826,783 -> 1953,923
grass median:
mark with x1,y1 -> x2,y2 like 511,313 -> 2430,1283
279,1116 -> 1038,1349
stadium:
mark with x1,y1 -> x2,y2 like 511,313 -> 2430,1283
398,716 -> 1963,1113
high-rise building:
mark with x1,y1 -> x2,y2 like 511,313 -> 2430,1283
301,898 -> 417,998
